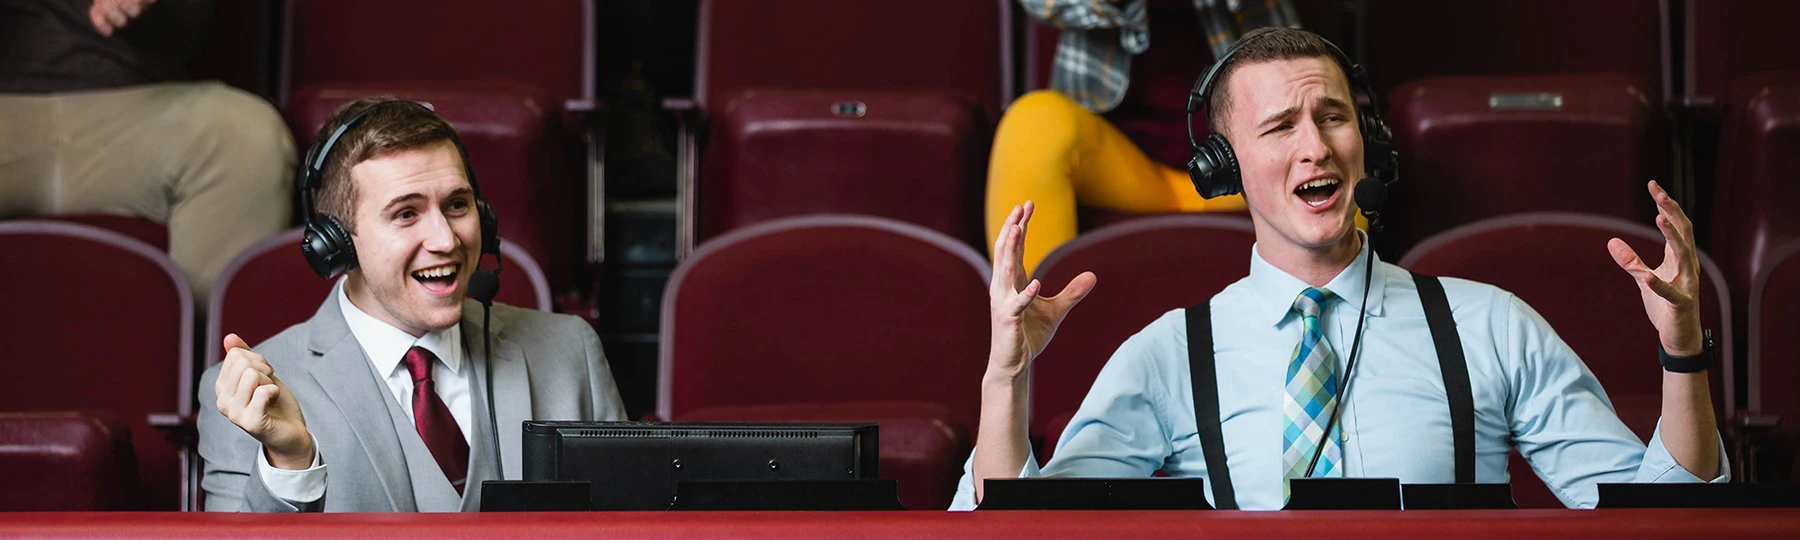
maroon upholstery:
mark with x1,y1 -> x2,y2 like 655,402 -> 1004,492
1384,74 -> 1665,253
1402,213 -> 1733,508
700,0 -> 1010,121
698,90 -> 988,246
1685,0 -> 1800,100
286,84 -> 577,290
1749,240 -> 1800,481
5,509 -> 1800,537
0,221 -> 192,510
1021,0 -> 1342,170
0,411 -> 140,511
23,214 -> 169,251
660,216 -> 991,438
1027,214 -> 1257,456
680,401 -> 969,510
1711,73 -> 1800,308
1363,0 -> 1667,101
206,228 -> 554,367
282,0 -> 590,109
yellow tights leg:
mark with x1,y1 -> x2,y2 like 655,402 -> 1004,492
986,90 -> 1247,273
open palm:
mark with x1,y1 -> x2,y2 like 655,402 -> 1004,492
987,201 -> 1096,379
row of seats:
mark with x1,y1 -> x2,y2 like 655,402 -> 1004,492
7,210 -> 1800,509
0,221 -> 551,511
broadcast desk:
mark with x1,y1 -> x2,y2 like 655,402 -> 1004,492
4,509 -> 1800,539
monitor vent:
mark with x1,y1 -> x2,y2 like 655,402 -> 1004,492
568,429 -> 821,439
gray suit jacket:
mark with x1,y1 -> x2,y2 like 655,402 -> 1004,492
197,293 -> 626,512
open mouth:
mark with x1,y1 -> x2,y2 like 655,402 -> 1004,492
1295,177 -> 1341,208
411,263 -> 460,295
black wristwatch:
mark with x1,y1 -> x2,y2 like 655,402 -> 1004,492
1658,329 -> 1714,373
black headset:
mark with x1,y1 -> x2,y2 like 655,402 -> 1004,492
296,99 -> 503,304
1184,34 -> 1399,200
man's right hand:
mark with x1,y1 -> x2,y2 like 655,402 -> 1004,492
986,201 -> 1096,383
214,333 -> 314,470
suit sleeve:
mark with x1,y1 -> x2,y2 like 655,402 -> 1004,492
196,363 -> 325,512
576,321 -> 627,421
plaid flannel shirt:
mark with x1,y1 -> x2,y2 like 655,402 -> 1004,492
1026,0 -> 1302,113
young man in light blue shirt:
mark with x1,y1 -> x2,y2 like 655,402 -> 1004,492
954,27 -> 1725,510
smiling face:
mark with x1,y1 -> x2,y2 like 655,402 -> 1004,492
341,140 -> 480,337
1220,55 -> 1367,271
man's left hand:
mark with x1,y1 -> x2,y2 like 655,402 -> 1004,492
1608,180 -> 1704,357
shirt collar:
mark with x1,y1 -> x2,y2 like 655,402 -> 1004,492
335,279 -> 464,379
1246,229 -> 1389,327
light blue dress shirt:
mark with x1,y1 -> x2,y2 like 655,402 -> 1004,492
950,237 -> 1728,510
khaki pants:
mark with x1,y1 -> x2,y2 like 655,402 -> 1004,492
0,81 -> 295,304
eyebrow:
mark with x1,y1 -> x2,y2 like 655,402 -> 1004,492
1255,97 -> 1355,129
380,187 -> 474,214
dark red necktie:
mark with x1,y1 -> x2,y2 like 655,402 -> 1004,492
402,346 -> 469,494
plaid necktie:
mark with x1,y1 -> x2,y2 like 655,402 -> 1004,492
1283,287 -> 1343,497
403,346 -> 469,494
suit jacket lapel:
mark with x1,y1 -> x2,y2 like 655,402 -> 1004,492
301,293 -> 414,511
463,300 -> 532,480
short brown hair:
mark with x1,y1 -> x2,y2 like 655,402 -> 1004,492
1207,27 -> 1349,134
310,97 -> 467,231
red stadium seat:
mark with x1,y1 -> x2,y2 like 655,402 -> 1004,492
673,0 -> 1012,253
1684,0 -> 1800,101
697,90 -> 988,245
1362,0 -> 1668,101
0,221 -> 193,510
0,411 -> 142,511
282,0 -> 597,292
680,401 -> 968,510
1027,214 -> 1257,457
1402,212 -> 1734,507
1747,240 -> 1800,482
698,0 -> 1011,121
0,414 -> 142,511
660,215 -> 991,453
206,228 -> 554,368
1383,74 -> 1667,254
1711,73 -> 1800,311
22,214 -> 169,251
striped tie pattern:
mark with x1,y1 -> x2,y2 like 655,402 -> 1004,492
1283,287 -> 1343,497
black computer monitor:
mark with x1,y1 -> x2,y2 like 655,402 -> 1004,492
521,421 -> 880,510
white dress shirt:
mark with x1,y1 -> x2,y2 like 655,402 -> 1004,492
258,279 -> 475,503
951,234 -> 1728,510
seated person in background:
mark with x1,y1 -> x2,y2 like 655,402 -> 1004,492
990,0 -> 1305,272
198,97 -> 625,512
0,0 -> 293,304
954,27 -> 1725,510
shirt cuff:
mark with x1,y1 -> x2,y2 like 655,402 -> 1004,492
1636,420 -> 1730,483
256,439 -> 326,504
948,448 -> 1044,511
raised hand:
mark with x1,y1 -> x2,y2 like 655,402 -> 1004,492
1607,181 -> 1704,357
986,201 -> 1097,381
214,333 -> 314,469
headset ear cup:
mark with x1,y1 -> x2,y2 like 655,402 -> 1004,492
476,200 -> 500,256
301,215 -> 357,279
1188,132 -> 1242,199
1360,111 -> 1400,186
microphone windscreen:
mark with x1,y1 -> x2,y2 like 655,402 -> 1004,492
1354,178 -> 1389,213
468,269 -> 500,305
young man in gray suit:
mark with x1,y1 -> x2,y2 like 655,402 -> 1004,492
197,97 -> 626,512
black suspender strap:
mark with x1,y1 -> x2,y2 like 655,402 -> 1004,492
1412,273 -> 1477,484
1186,302 -> 1238,509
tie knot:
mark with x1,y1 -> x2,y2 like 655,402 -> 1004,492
402,346 -> 437,384
1292,287 -> 1333,317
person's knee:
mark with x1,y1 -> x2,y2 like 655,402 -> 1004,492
185,83 -> 297,171
995,90 -> 1085,151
